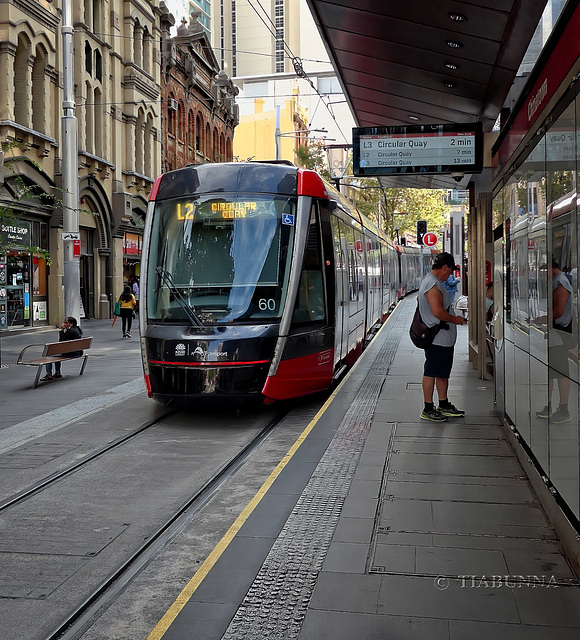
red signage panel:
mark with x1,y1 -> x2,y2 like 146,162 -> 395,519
423,232 -> 438,247
495,5 -> 580,171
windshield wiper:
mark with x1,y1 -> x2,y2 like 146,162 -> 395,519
155,266 -> 205,327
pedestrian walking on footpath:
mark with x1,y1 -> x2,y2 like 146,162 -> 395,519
132,276 -> 140,312
418,252 -> 467,422
118,285 -> 136,338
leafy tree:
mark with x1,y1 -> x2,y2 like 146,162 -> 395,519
341,177 -> 449,241
294,142 -> 332,182
379,187 -> 449,241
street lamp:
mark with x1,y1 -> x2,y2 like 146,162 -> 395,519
324,144 -> 352,191
275,128 -> 331,160
274,103 -> 331,161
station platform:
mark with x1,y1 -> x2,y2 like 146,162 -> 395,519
1,299 -> 580,639
149,296 -> 580,640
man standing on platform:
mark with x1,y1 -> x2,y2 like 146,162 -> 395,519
418,252 -> 467,422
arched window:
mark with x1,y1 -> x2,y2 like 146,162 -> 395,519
213,129 -> 218,161
95,50 -> 102,82
85,41 -> 92,75
188,110 -> 195,150
135,109 -> 145,174
143,29 -> 152,75
205,123 -> 210,157
32,46 -> 47,133
94,87 -> 103,158
134,22 -> 143,69
168,95 -> 176,136
196,114 -> 202,151
220,133 -> 225,162
226,138 -> 232,162
85,81 -> 94,153
177,101 -> 183,140
14,35 -> 31,127
144,113 -> 153,177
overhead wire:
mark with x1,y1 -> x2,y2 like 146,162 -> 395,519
246,0 -> 349,144
77,93 -> 346,108
87,30 -> 331,65
81,9 -> 351,142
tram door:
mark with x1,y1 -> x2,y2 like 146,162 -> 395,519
331,215 -> 349,366
494,236 -> 505,417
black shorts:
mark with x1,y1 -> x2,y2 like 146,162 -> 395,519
424,345 -> 454,379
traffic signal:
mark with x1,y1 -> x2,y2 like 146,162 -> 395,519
416,220 -> 427,244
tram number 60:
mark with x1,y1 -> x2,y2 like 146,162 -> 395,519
259,299 -> 276,311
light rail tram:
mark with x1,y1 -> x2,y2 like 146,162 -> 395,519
139,161 -> 432,405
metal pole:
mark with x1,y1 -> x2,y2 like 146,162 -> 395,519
61,0 -> 80,321
275,105 -> 280,161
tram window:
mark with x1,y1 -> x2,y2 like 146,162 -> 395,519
293,207 -> 325,324
147,193 -> 296,323
293,271 -> 325,323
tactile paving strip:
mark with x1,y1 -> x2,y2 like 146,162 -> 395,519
222,311 -> 407,640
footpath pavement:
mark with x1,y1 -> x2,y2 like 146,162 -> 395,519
0,318 -> 145,450
153,297 -> 580,640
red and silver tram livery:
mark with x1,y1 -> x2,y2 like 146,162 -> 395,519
140,162 -> 424,405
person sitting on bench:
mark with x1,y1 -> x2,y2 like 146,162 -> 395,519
42,316 -> 83,380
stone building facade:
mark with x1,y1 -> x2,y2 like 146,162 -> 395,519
0,2 -> 237,330
0,0 -> 164,328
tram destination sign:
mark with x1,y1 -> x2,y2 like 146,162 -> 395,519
353,122 -> 483,177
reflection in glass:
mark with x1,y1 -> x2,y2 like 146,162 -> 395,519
530,356 -> 548,471
549,380 -> 579,517
499,98 -> 580,521
492,189 -> 504,230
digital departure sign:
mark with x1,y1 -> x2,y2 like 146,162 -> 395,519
353,122 -> 483,177
175,200 -> 259,221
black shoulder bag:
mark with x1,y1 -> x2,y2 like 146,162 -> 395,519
409,305 -> 448,349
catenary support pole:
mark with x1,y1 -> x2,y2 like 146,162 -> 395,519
61,0 -> 81,321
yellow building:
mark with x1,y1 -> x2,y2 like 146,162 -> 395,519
233,89 -> 308,163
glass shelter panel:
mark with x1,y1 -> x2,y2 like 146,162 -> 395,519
494,87 -> 580,524
549,380 -> 579,518
527,136 -> 548,364
509,166 -> 530,352
529,352 -> 549,472
547,102 -> 577,386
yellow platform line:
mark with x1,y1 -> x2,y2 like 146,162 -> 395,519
147,314 -> 395,639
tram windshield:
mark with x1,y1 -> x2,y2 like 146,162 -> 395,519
146,193 -> 297,324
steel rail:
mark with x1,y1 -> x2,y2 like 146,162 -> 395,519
0,410 -> 177,512
43,409 -> 287,640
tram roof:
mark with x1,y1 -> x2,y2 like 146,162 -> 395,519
306,0 -> 548,190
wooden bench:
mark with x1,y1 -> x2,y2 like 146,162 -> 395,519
17,337 -> 93,389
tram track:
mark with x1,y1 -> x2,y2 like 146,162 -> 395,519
40,408 -> 289,640
0,409 -> 178,513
